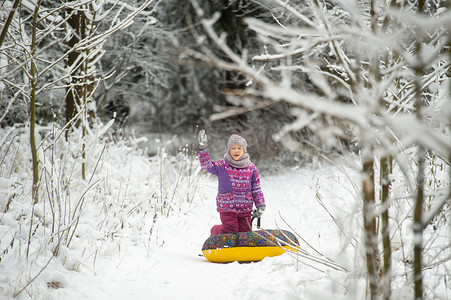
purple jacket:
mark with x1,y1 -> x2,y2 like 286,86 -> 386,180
198,149 -> 266,213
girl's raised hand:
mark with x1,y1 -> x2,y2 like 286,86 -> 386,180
198,129 -> 208,150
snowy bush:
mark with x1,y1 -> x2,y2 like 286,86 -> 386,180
0,123 -> 201,298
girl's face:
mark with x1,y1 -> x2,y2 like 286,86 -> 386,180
229,144 -> 245,160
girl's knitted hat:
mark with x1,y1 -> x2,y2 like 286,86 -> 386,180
227,134 -> 247,153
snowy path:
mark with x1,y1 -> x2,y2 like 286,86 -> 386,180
30,165 -> 356,300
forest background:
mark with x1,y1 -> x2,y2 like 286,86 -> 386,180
0,0 -> 450,299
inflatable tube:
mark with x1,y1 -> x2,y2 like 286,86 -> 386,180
202,229 -> 299,263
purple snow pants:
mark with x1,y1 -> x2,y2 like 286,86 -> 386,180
210,211 -> 252,236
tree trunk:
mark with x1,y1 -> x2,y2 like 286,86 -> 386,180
0,0 -> 21,49
380,155 -> 392,300
413,1 -> 426,298
65,8 -> 87,135
413,60 -> 425,300
413,145 -> 425,300
30,0 -> 43,204
363,148 -> 380,299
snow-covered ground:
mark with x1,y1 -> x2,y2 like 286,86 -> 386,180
67,166 -> 361,300
0,126 -> 449,299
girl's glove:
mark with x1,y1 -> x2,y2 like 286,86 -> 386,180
198,129 -> 208,150
252,206 -> 265,218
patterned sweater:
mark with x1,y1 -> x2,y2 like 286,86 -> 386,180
198,149 -> 266,213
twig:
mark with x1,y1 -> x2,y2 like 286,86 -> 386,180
315,187 -> 358,248
88,143 -> 106,184
278,211 -> 325,257
13,254 -> 54,297
0,129 -> 15,174
254,222 -> 347,272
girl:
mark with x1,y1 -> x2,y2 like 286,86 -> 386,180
197,130 -> 266,236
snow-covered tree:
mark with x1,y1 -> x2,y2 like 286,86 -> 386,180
1,0 -> 157,194
1,1 -> 160,296
180,0 -> 450,298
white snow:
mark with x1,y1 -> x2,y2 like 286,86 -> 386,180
0,126 -> 449,300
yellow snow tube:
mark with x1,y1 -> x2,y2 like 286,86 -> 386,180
202,230 -> 299,263
203,245 -> 296,263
